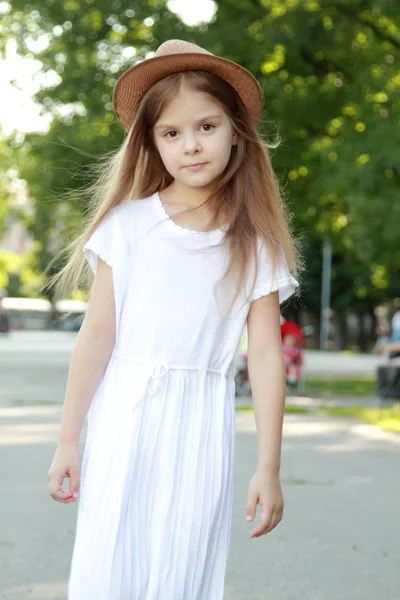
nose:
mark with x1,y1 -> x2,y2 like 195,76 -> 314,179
183,132 -> 201,154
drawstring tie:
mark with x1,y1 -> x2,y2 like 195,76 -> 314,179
145,361 -> 169,396
111,353 -> 232,411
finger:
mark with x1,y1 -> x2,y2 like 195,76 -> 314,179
48,471 -> 75,503
258,507 -> 283,537
50,488 -> 75,503
250,508 -> 270,537
245,490 -> 259,522
263,509 -> 282,535
69,468 -> 81,499
250,505 -> 273,538
49,479 -> 75,503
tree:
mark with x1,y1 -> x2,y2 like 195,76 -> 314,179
199,0 -> 400,314
1,0 -> 399,325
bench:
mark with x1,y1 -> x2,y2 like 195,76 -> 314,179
376,365 -> 400,405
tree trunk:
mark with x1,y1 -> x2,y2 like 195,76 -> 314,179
357,312 -> 368,353
333,309 -> 347,350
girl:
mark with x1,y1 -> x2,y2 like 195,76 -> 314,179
47,39 -> 302,599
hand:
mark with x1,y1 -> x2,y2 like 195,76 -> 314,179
245,470 -> 284,538
48,442 -> 81,504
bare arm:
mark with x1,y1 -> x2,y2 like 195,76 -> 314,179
59,257 -> 116,444
48,258 -> 115,504
384,341 -> 400,355
244,291 -> 286,538
247,290 -> 286,474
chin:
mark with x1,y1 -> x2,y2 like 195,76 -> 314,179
188,180 -> 215,188
181,173 -> 221,188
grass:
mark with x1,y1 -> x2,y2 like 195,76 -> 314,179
304,376 -> 375,397
316,405 -> 400,434
237,403 -> 400,434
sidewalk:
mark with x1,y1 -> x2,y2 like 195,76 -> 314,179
235,393 -> 381,409
1,402 -> 399,599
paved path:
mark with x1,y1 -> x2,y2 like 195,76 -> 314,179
0,331 -> 385,407
0,404 -> 398,599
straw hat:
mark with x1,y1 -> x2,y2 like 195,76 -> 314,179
113,39 -> 262,131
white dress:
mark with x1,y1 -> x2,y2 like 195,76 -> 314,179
68,192 -> 299,600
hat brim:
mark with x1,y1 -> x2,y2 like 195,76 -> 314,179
113,52 -> 262,131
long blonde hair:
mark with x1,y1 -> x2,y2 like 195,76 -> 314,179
48,70 -> 303,311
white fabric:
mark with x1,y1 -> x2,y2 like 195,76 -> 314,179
68,192 -> 299,600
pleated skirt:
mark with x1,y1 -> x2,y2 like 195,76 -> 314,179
68,357 -> 236,600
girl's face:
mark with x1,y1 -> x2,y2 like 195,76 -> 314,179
153,85 -> 237,190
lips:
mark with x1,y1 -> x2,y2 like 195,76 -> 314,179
183,162 -> 207,169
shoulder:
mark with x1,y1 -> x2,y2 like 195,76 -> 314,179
112,195 -> 154,220
110,194 -> 157,236
255,236 -> 288,274
84,195 -> 156,260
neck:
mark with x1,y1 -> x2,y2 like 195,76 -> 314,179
162,180 -> 217,209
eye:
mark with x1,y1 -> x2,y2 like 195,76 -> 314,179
164,130 -> 178,138
200,123 -> 214,132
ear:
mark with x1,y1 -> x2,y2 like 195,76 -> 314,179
232,131 -> 238,146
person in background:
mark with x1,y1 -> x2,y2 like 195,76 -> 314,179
382,307 -> 400,361
280,315 -> 304,348
282,333 -> 303,385
390,308 -> 400,343
373,313 -> 391,353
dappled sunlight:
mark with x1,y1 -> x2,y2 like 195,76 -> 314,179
351,422 -> 400,445
2,580 -> 67,599
283,416 -> 382,453
284,417 -> 345,437
0,405 -> 62,419
0,405 -> 87,446
0,422 -> 61,446
284,414 -> 400,453
237,410 -> 400,456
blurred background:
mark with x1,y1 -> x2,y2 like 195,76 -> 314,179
1,4 -> 400,599
0,0 -> 399,390
0,0 -> 399,352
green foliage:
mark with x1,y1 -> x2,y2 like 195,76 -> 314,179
0,246 -> 44,296
1,0 -> 399,308
203,0 -> 400,308
1,0 -> 185,294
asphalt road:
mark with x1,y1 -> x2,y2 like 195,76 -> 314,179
0,331 -> 397,599
0,405 -> 399,599
0,331 -> 384,407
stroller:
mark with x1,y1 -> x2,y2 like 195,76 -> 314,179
234,318 -> 305,396
234,351 -> 251,396
281,319 -> 304,392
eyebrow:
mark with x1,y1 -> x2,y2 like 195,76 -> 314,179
154,114 -> 223,131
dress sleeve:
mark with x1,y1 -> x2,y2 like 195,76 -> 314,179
83,207 -> 128,338
83,209 -> 122,273
252,239 -> 299,305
